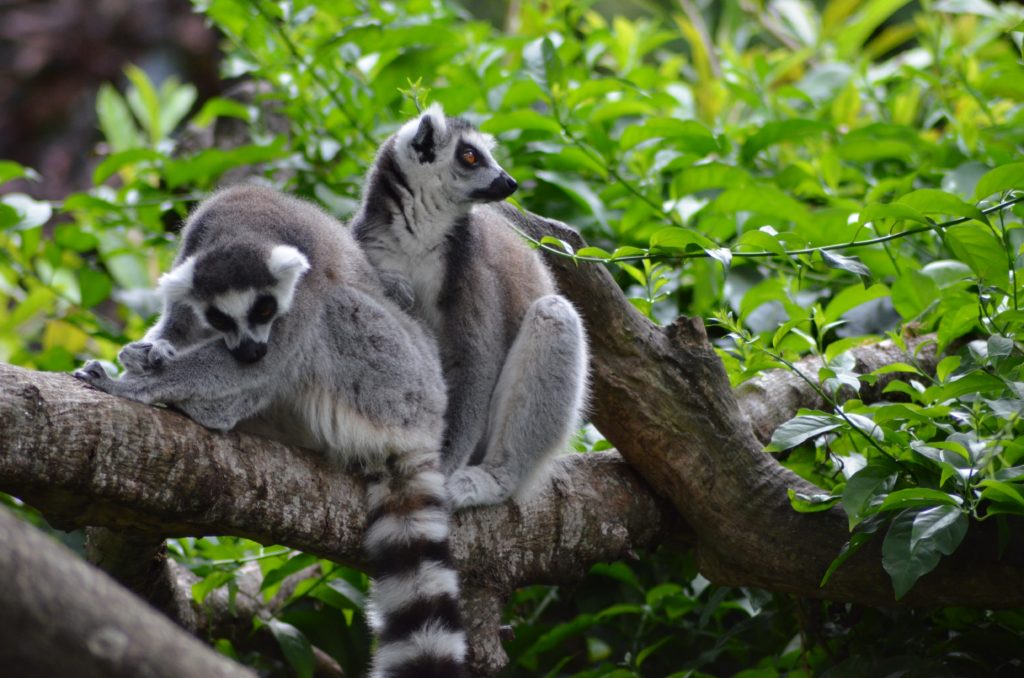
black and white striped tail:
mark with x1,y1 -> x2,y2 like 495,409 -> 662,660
364,456 -> 467,678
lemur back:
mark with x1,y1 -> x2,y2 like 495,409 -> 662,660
352,106 -> 589,510
75,185 -> 467,678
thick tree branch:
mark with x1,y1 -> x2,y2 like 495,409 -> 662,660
497,203 -> 1024,608
0,362 -> 669,673
0,505 -> 253,678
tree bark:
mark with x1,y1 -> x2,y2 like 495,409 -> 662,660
497,203 -> 1024,608
0,504 -> 253,678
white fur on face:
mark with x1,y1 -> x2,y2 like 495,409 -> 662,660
207,288 -> 258,348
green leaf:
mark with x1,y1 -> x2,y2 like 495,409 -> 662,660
740,119 -> 832,162
92,149 -> 165,185
835,0 -> 915,57
973,162 -> 1024,200
823,283 -> 890,324
620,118 -> 718,155
711,185 -> 812,228
820,250 -> 870,277
259,552 -> 318,593
788,488 -> 841,513
937,303 -> 978,351
706,247 -> 732,272
672,163 -> 752,196
770,414 -> 843,450
876,488 -> 963,513
53,225 -> 100,252
162,142 -> 288,187
523,36 -> 563,94
191,570 -> 234,604
935,355 -> 962,383
192,97 -> 252,128
648,227 -> 713,251
480,109 -> 562,135
574,246 -> 612,260
736,228 -> 787,256
124,64 -> 163,145
882,507 -> 967,600
96,83 -> 142,152
820,529 -> 876,587
923,370 -> 1006,401
979,479 -> 1024,508
267,619 -> 314,678
843,464 -> 898,527
534,170 -> 608,227
0,161 -> 40,185
988,334 -> 1014,359
2,194 -> 53,230
871,362 -> 921,376
897,189 -> 989,224
76,269 -> 113,309
891,269 -> 939,320
921,260 -> 972,287
158,79 -> 197,138
859,202 -> 931,227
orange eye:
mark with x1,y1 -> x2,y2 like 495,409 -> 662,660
462,149 -> 478,166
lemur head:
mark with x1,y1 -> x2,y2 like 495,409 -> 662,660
158,243 -> 310,364
393,103 -> 518,206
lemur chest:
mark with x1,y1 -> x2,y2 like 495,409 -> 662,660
378,247 -> 448,335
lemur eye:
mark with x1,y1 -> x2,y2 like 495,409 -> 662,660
205,308 -> 236,333
460,147 -> 478,167
249,295 -> 278,324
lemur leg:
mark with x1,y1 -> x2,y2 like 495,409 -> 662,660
446,295 -> 587,510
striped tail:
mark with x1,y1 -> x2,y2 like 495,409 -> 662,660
364,454 -> 467,678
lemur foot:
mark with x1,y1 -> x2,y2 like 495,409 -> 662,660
446,466 -> 510,510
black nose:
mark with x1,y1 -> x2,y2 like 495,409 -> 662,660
502,174 -> 518,195
470,173 -> 519,202
231,339 -> 267,364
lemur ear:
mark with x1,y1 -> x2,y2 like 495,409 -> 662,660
268,245 -> 311,283
268,245 -> 310,314
405,103 -> 446,164
157,257 -> 197,302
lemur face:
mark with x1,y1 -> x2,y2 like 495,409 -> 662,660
158,244 -> 310,364
397,103 -> 518,205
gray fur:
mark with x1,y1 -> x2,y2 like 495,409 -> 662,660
351,105 -> 589,510
74,185 -> 467,678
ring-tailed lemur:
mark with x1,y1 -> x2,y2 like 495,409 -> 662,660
351,105 -> 589,510
73,185 -> 467,678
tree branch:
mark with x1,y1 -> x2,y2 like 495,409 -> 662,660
496,203 -> 1024,608
0,362 -> 670,674
0,504 -> 254,678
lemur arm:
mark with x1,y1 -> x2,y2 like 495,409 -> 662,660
437,330 -> 502,474
74,337 -> 285,432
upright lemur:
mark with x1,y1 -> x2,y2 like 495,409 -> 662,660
74,185 -> 466,678
352,105 -> 589,510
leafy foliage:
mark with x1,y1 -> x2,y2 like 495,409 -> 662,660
3,0 -> 1024,675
